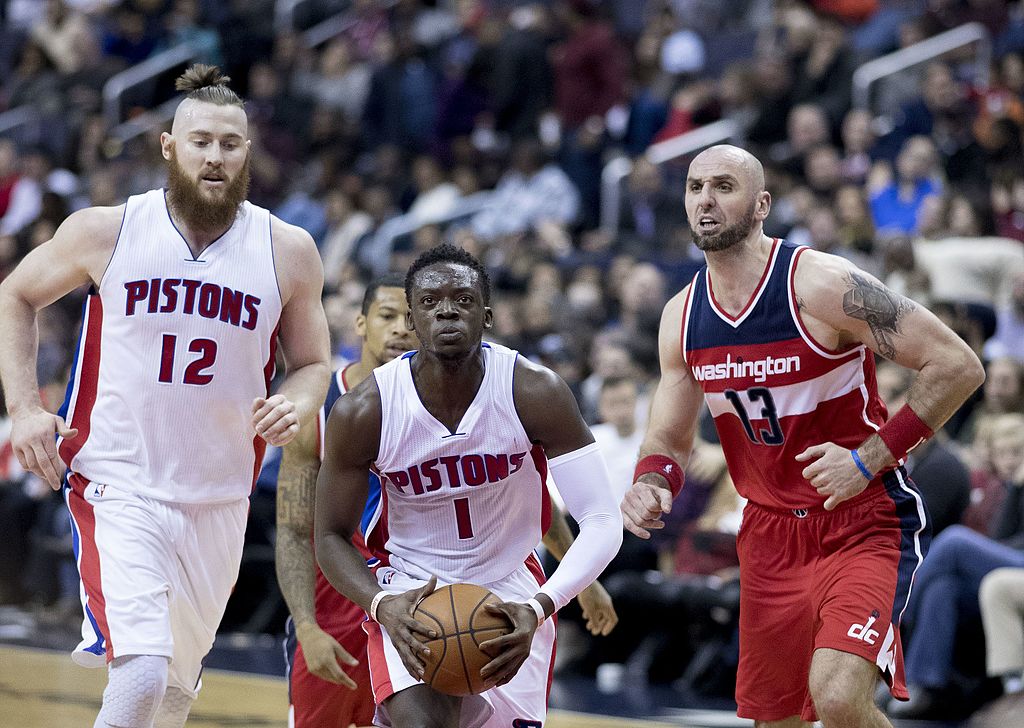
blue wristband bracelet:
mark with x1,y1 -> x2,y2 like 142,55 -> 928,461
851,449 -> 873,480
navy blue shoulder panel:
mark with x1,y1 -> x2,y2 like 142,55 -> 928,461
685,240 -> 803,350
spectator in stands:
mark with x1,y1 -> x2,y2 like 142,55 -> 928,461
30,0 -> 97,75
100,3 -> 161,66
362,31 -> 439,152
786,13 -> 855,129
470,137 -> 580,241
839,108 -> 881,186
890,412 -> 1024,719
957,357 -> 1024,446
974,566 -> 1024,725
491,4 -> 553,141
159,0 -> 224,67
591,376 -> 644,495
320,190 -> 373,288
991,170 -> 1024,242
618,157 -> 686,254
870,135 -> 942,234
293,38 -> 371,122
770,102 -> 831,179
985,271 -> 1024,364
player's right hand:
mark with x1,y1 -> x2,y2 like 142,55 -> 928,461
295,621 -> 358,688
10,408 -> 77,491
620,478 -> 673,540
376,576 -> 439,681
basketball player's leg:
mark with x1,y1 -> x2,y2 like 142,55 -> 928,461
94,654 -> 170,728
808,648 -> 892,727
155,497 -> 249,727
65,478 -> 178,725
384,684 -> 461,728
734,506 -> 816,723
479,562 -> 557,727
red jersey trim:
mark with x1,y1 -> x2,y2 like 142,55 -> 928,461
706,238 -> 779,326
679,272 -> 700,367
787,246 -> 862,360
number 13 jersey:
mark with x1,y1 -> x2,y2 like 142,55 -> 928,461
58,189 -> 283,504
682,239 -> 889,510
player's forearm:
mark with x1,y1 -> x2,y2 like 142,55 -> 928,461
314,531 -> 382,612
542,443 -> 623,612
0,289 -> 43,415
540,502 -> 573,561
276,361 -> 331,425
275,458 -> 321,625
275,527 -> 319,627
859,349 -> 984,474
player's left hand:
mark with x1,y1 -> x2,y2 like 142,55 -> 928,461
577,581 -> 617,636
478,601 -> 537,688
796,442 -> 870,511
251,394 -> 299,446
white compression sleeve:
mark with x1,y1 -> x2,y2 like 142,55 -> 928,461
540,442 -> 623,612
94,655 -> 169,728
153,686 -> 195,728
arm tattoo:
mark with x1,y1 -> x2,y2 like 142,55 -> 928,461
275,461 -> 320,625
842,270 -> 916,359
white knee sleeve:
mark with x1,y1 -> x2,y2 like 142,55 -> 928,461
94,655 -> 170,728
153,686 -> 195,728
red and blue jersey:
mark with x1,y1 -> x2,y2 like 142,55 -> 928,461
312,365 -> 387,627
682,240 -> 891,510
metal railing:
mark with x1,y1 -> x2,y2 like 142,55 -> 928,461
302,0 -> 397,48
359,191 -> 496,275
0,105 -> 40,137
852,22 -> 991,112
600,118 -> 742,234
102,42 -> 201,129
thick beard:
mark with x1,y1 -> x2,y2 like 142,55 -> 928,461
166,146 -> 250,234
692,199 -> 757,252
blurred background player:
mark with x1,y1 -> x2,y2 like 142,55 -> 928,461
279,271 -> 617,727
0,65 -> 330,728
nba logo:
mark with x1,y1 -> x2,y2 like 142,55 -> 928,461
93,484 -> 106,497
381,570 -> 395,585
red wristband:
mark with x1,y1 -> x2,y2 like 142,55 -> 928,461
633,454 -> 684,499
877,404 -> 933,463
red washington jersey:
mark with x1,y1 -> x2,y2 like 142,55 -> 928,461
682,239 -> 891,511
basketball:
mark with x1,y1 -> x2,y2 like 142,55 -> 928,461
412,583 -> 513,696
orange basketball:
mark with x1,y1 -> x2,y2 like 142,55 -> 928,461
412,583 -> 513,696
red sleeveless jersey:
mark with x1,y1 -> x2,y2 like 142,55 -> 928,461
682,240 -> 890,510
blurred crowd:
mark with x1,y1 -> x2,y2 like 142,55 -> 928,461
2,0 -> 1024,722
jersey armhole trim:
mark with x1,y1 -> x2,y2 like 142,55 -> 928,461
679,272 -> 700,367
268,212 -> 284,308
788,246 -> 863,360
97,203 -> 129,290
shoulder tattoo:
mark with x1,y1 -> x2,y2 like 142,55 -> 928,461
841,270 -> 915,359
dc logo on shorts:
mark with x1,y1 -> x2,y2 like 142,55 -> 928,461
848,609 -> 881,645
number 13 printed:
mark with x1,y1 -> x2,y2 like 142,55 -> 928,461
724,387 -> 785,445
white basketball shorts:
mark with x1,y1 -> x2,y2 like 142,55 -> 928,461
364,553 -> 556,728
64,473 -> 248,696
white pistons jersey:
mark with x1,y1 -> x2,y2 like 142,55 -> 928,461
371,342 -> 551,585
58,189 -> 282,504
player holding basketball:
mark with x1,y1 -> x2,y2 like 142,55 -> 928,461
279,273 -> 618,727
620,145 -> 984,727
315,244 -> 622,727
0,65 -> 330,728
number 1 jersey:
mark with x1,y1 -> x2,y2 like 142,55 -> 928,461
682,239 -> 889,510
58,189 -> 283,504
371,342 -> 552,585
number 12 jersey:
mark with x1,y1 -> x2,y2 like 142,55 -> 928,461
58,189 -> 282,504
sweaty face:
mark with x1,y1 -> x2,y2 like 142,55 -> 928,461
407,262 -> 491,361
358,286 -> 417,367
685,149 -> 764,252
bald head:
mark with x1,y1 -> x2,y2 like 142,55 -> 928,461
685,145 -> 771,252
691,145 -> 765,193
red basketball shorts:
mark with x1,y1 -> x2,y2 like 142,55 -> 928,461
288,591 -> 374,728
736,477 -> 929,723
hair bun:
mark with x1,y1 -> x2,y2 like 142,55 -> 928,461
175,64 -> 232,93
